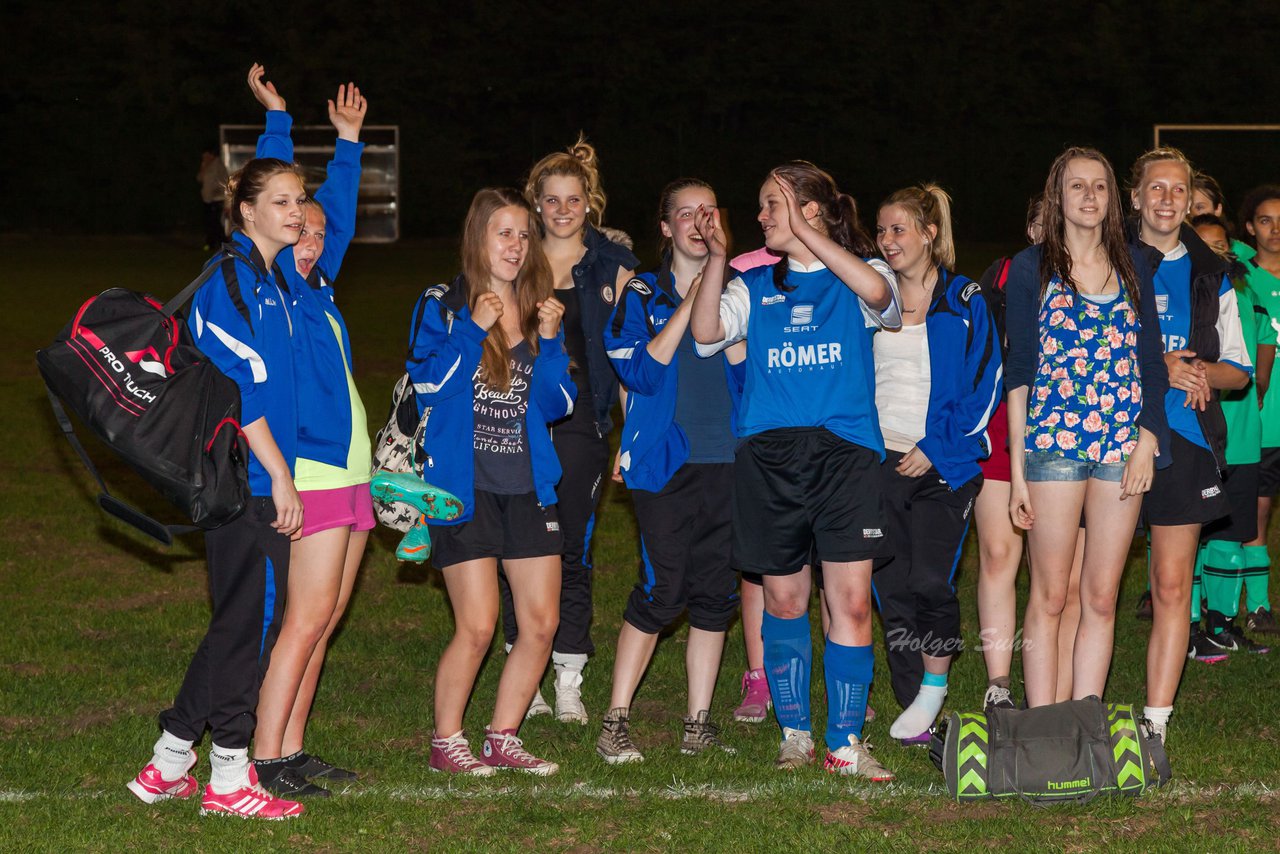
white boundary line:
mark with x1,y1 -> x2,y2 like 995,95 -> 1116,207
1,779 -> 1275,805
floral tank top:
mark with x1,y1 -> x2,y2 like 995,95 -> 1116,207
1026,279 -> 1143,463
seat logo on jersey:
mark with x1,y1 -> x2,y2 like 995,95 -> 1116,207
766,340 -> 843,371
761,294 -> 786,306
790,304 -> 814,325
1155,294 -> 1169,313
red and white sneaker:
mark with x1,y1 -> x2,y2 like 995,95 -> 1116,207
429,731 -> 496,776
480,728 -> 559,776
127,749 -> 199,804
199,766 -> 304,819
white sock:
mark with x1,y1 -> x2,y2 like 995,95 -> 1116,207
889,684 -> 948,738
208,744 -> 251,794
150,731 -> 194,781
1143,705 -> 1173,728
552,651 -> 588,673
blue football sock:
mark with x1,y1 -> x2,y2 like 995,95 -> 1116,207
824,639 -> 873,748
762,612 -> 812,733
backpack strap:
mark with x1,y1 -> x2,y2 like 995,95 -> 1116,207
44,384 -> 197,546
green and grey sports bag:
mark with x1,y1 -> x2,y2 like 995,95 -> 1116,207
930,696 -> 1171,803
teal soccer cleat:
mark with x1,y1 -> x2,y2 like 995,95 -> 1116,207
396,515 -> 433,562
370,472 -> 464,522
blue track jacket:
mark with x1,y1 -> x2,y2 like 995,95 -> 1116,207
256,110 -> 365,467
898,267 -> 1004,489
605,267 -> 742,492
405,277 -> 577,523
189,230 -> 297,496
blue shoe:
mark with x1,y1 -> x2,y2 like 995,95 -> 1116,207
396,515 -> 433,562
371,472 -> 464,522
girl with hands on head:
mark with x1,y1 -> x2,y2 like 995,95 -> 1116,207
405,187 -> 576,777
870,184 -> 1002,744
1127,148 -> 1251,743
596,180 -> 745,764
246,67 -> 376,797
1004,147 -> 1169,712
128,79 -> 311,818
691,161 -> 900,781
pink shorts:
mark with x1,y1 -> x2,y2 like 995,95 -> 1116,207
299,483 -> 376,538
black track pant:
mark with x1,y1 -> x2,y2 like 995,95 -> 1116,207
159,498 -> 290,748
872,454 -> 979,709
624,463 -> 737,634
501,410 -> 609,655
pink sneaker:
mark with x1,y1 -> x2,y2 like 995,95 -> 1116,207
733,669 -> 772,723
199,765 -> 304,819
480,728 -> 559,776
127,749 -> 199,804
429,731 -> 496,776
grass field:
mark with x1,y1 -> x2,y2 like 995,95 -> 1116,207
2,236 -> 1278,852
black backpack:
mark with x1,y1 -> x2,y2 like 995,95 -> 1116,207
36,249 -> 251,544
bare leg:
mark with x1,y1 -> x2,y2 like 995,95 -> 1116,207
740,578 -> 764,670
491,555 -> 560,732
1055,527 -> 1086,702
817,561 -> 873,647
1147,523 -> 1202,707
253,526 -> 349,759
281,528 -> 367,756
1070,484 -> 1142,699
607,622 -> 659,711
1022,480 -> 1087,707
687,628 -> 726,715
975,480 -> 1023,682
435,559 -> 499,736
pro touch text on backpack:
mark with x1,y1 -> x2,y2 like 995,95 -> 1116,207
36,249 -> 251,544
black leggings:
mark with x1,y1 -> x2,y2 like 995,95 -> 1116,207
500,409 -> 609,655
872,455 -> 979,709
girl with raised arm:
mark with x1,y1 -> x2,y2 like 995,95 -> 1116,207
407,188 -> 575,775
691,161 -> 900,780
595,179 -> 743,763
242,65 -> 374,797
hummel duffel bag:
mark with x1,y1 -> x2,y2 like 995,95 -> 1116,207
929,696 -> 1171,803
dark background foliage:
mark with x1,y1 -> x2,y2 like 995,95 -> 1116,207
5,0 -> 1278,246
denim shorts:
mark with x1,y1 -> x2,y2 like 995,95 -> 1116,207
1023,451 -> 1126,483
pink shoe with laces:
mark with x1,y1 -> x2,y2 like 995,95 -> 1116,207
480,728 -> 559,776
429,731 -> 496,776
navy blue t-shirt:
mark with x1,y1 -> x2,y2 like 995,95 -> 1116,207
472,340 -> 535,494
673,327 -> 735,463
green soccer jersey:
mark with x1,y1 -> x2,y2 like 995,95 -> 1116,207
1234,239 -> 1257,264
1223,284 -> 1273,464
1247,261 -> 1280,448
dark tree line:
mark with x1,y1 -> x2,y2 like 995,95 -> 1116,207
5,0 -> 1278,249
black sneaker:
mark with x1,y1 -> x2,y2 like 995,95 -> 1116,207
1246,607 -> 1280,636
1219,625 -> 1271,655
256,763 -> 331,798
1136,591 -> 1153,621
983,684 -> 1016,712
292,752 -> 358,782
1187,627 -> 1228,664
